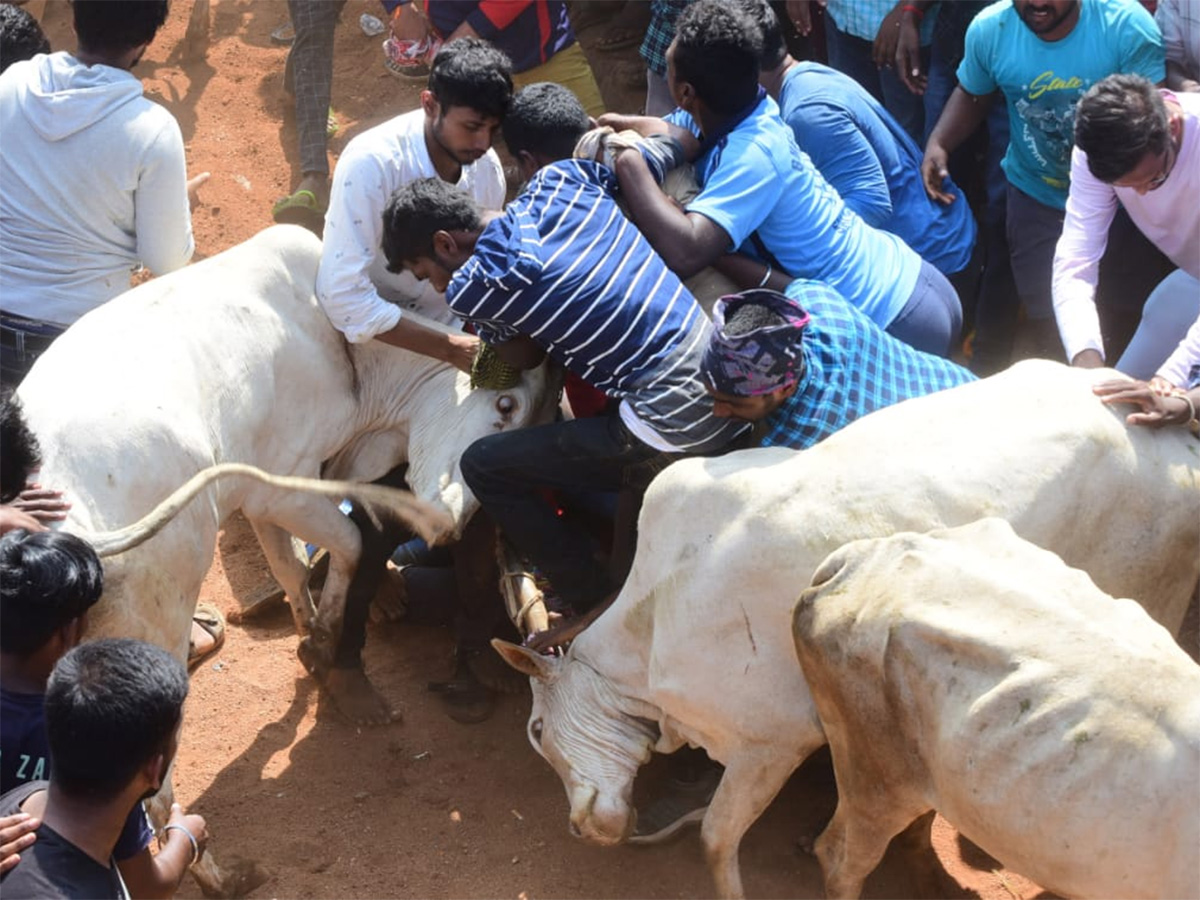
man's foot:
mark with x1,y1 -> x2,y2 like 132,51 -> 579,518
428,651 -> 497,724
324,666 -> 398,726
297,638 -> 397,726
628,764 -> 723,846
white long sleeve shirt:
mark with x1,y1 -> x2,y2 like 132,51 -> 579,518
316,109 -> 506,343
1159,310 -> 1200,388
0,53 -> 194,326
1052,90 -> 1200,363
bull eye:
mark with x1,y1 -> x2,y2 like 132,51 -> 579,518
530,718 -> 544,744
496,395 -> 515,416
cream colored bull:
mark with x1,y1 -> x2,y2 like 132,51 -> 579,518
496,360 -> 1200,899
17,224 -> 555,896
795,519 -> 1199,900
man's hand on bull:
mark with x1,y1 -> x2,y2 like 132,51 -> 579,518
447,333 -> 481,375
597,113 -> 702,163
1093,377 -> 1199,429
9,483 -> 70,524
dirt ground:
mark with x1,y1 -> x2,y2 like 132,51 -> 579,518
24,2 -> 1181,898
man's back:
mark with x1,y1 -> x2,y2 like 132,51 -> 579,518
447,159 -> 742,452
0,52 -> 193,326
778,62 -> 976,277
673,96 -> 923,330
0,783 -> 127,899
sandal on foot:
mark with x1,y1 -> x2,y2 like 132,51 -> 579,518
188,602 -> 226,670
271,188 -> 325,232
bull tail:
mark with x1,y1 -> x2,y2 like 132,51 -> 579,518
88,462 -> 453,557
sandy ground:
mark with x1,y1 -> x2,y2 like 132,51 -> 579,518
25,1 -> 1194,897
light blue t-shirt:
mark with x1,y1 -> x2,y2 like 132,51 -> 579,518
957,0 -> 1164,210
669,96 -> 921,329
778,62 -> 977,276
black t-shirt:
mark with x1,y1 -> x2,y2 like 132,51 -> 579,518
0,781 -> 129,899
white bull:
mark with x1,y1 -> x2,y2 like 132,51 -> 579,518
795,519 -> 1200,900
495,359 -> 1200,899
16,224 -> 554,895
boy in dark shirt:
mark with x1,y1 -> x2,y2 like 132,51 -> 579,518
0,531 -> 206,897
0,638 -> 197,899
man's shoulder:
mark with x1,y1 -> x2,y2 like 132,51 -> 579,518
0,819 -> 122,900
339,109 -> 425,167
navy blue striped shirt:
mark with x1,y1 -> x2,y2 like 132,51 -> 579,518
446,160 -> 744,453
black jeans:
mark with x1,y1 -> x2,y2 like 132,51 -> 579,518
460,413 -> 684,612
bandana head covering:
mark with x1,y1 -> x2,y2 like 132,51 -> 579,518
701,289 -> 810,396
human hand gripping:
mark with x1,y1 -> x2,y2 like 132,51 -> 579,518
0,813 -> 39,874
9,482 -> 70,524
164,803 -> 210,865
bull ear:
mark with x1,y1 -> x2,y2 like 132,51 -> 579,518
490,638 -> 558,681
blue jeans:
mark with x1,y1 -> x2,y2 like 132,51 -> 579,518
885,260 -> 963,358
824,16 -> 927,145
460,413 -> 695,611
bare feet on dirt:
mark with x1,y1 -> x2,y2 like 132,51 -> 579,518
323,666 -> 399,726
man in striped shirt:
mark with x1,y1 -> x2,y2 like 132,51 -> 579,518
381,158 -> 747,614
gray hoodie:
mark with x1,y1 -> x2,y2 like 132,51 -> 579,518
0,51 -> 194,326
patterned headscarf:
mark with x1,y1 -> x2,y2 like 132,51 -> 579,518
701,289 -> 810,396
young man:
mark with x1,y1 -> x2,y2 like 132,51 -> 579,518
922,0 -> 1166,361
1053,74 -> 1200,377
380,112 -> 748,617
316,37 -> 512,373
0,536 -> 206,900
702,283 -> 975,448
0,0 -> 207,389
746,0 -> 977,285
609,0 -> 962,357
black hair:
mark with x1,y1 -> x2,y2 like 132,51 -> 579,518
45,638 -> 188,803
502,82 -> 590,161
381,178 -> 483,272
1,391 -> 41,504
0,530 -> 104,656
73,0 -> 169,56
673,0 -> 763,116
1075,74 -> 1170,184
738,0 -> 787,71
0,4 -> 51,74
724,301 -> 788,336
428,37 -> 513,121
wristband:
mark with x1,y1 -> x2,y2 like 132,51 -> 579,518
757,264 -> 773,288
163,823 -> 199,866
900,4 -> 924,21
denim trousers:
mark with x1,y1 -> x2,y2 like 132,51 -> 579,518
459,413 -> 686,612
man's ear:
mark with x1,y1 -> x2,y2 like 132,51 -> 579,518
142,752 -> 167,792
516,149 -> 539,182
675,80 -> 697,114
778,382 -> 799,401
431,229 -> 457,260
421,89 -> 439,119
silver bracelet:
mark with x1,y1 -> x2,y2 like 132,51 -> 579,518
163,823 -> 199,866
757,264 -> 773,288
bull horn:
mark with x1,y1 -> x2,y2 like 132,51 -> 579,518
87,462 -> 453,557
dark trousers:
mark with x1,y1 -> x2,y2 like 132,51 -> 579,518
460,413 -> 687,613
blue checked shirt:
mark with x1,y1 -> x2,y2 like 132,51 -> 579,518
640,0 -> 691,76
759,279 -> 975,449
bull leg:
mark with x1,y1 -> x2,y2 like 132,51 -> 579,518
249,519 -> 318,634
701,747 -> 813,899
812,766 -> 929,899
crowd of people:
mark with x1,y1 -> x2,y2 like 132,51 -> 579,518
1,0 -> 1198,894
